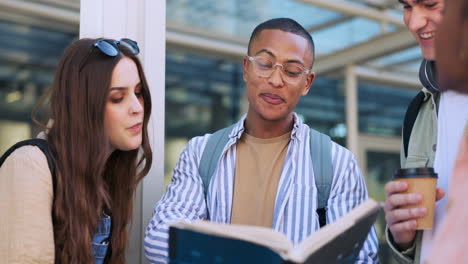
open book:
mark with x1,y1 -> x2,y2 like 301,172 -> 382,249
168,199 -> 382,264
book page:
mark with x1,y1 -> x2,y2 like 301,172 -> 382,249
287,199 -> 381,262
171,221 -> 294,256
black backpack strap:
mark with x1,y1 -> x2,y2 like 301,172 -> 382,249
1,139 -> 54,172
403,91 -> 425,158
1,139 -> 55,195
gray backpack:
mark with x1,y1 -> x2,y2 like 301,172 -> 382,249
198,125 -> 333,227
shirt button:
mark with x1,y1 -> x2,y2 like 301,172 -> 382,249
433,144 -> 437,152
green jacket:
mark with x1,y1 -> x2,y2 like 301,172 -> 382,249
387,87 -> 439,264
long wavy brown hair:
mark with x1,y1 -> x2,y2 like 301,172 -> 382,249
33,38 -> 152,263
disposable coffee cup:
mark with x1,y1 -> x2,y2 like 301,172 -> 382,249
393,168 -> 438,230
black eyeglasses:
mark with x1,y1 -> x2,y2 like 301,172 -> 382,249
94,38 -> 140,56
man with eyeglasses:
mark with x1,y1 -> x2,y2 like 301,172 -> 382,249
144,18 -> 379,264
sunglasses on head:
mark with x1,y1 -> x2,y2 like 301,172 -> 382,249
79,38 -> 140,71
94,38 -> 140,56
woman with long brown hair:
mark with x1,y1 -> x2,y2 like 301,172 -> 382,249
0,37 -> 152,264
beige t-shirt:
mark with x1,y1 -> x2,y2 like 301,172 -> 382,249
0,146 -> 55,264
230,132 -> 291,227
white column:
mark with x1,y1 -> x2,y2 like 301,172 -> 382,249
345,65 -> 359,156
140,1 -> 166,263
80,1 -> 166,263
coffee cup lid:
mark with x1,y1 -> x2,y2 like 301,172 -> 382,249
394,167 -> 438,179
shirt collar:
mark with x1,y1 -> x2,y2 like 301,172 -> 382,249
228,112 -> 303,141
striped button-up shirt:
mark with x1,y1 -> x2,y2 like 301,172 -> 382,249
144,113 -> 379,263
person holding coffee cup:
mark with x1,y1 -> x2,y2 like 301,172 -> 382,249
392,168 -> 438,230
384,0 -> 468,263
383,0 -> 446,262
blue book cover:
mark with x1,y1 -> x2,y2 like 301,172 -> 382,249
169,199 -> 381,264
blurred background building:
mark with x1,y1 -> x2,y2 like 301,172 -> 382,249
0,0 -> 424,263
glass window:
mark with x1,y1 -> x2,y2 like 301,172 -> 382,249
297,77 -> 346,146
313,17 -> 387,55
370,46 -> 422,73
358,81 -> 418,137
168,0 -> 342,38
167,0 -> 388,56
0,20 -> 77,153
165,50 -> 245,184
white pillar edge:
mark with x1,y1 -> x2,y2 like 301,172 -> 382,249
140,0 -> 166,263
345,65 -> 359,157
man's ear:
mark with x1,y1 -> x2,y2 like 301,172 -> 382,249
242,56 -> 249,82
301,71 -> 315,96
